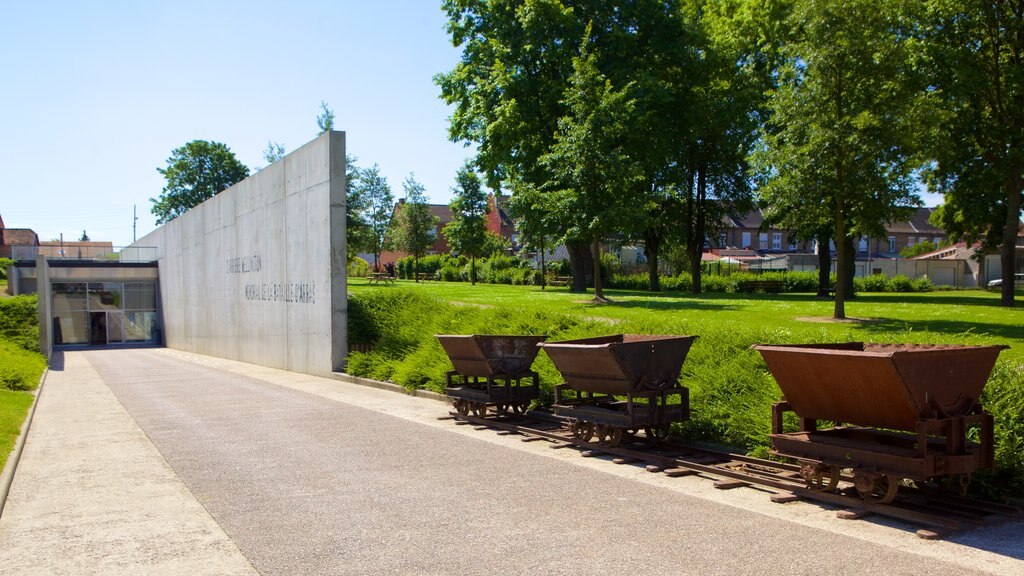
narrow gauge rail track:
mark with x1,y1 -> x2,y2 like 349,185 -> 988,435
444,411 -> 1020,540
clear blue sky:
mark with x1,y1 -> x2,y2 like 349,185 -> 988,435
1,1 -> 942,247
1,1 -> 474,246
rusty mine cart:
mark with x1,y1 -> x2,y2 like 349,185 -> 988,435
541,334 -> 697,447
754,342 -> 1008,504
437,334 -> 547,417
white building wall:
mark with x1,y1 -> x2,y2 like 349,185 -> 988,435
134,131 -> 347,376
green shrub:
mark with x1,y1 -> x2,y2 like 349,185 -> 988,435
0,295 -> 39,352
855,274 -> 892,292
662,273 -> 692,292
348,257 -> 370,278
911,276 -> 934,292
0,257 -> 12,281
0,339 -> 45,391
889,274 -> 914,293
976,360 -> 1024,498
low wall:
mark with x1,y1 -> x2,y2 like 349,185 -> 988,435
134,131 -> 347,376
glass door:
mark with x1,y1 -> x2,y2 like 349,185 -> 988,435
106,311 -> 125,344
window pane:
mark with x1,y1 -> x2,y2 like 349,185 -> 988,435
53,310 -> 89,344
125,311 -> 158,342
88,283 -> 123,311
52,282 -> 88,313
124,283 -> 156,310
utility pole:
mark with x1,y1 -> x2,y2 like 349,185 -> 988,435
133,205 -> 137,243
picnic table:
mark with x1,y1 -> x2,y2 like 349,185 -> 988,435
367,272 -> 395,285
415,272 -> 433,282
550,276 -> 572,287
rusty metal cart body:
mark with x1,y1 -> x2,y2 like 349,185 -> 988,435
541,334 -> 697,446
437,334 -> 547,416
754,343 -> 1007,502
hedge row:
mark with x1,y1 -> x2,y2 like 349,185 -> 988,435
0,294 -> 45,392
346,288 -> 1022,498
387,254 -> 937,294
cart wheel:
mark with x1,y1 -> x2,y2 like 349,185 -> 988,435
454,399 -> 469,416
496,403 -> 510,415
473,402 -> 488,417
514,402 -> 529,414
644,423 -> 672,444
800,463 -> 841,491
571,420 -> 595,442
853,472 -> 899,504
597,424 -> 624,447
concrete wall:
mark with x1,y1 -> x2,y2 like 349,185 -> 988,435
134,131 -> 347,376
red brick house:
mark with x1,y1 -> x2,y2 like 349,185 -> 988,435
0,213 -> 40,259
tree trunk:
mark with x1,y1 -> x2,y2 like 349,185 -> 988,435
470,255 -> 476,285
834,197 -> 847,319
540,237 -> 547,291
592,235 -> 606,302
414,255 -> 419,283
817,233 -> 832,297
644,229 -> 661,292
843,235 -> 856,299
689,163 -> 707,295
566,239 -> 593,293
999,170 -> 1021,307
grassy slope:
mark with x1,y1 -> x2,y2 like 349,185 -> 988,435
0,290 -> 43,471
349,279 -> 1024,359
0,390 -> 33,471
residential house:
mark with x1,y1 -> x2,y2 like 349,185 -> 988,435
0,213 -> 40,259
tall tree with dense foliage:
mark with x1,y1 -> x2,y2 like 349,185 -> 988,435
445,163 -> 490,284
922,0 -> 1024,306
755,0 -> 922,318
390,175 -> 438,282
438,1 -> 688,293
151,140 -> 250,225
542,32 -> 640,302
353,164 -> 394,271
345,155 -> 373,264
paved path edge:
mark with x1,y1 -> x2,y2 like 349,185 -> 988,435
0,367 -> 48,519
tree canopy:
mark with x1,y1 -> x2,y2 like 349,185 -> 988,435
445,162 -> 490,284
151,140 -> 250,225
352,164 -> 395,271
754,0 -> 923,318
922,0 -> 1024,306
390,175 -> 438,281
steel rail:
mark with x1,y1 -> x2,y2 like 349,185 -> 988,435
446,411 -> 1020,538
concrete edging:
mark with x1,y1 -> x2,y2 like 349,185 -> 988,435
331,372 -> 447,403
0,367 -> 48,519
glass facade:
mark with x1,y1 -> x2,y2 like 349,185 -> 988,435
51,281 -> 159,346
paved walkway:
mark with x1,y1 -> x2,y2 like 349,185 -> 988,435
1,349 -> 1022,575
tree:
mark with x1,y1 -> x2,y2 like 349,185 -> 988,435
542,31 -> 641,302
390,175 -> 438,282
263,141 -> 285,165
353,164 -> 394,271
507,184 -> 559,290
922,0 -> 1024,306
755,0 -> 922,319
345,155 -> 373,264
317,101 -> 335,134
444,162 -> 490,284
79,230 -> 90,242
438,2 -> 684,293
151,140 -> 250,225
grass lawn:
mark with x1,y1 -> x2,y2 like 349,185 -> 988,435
0,390 -> 34,471
348,279 -> 1024,360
